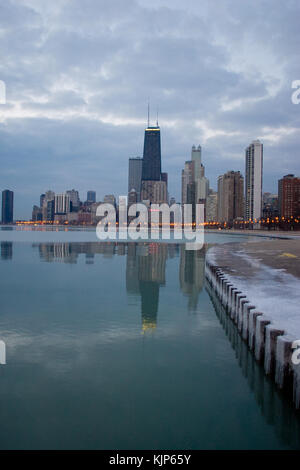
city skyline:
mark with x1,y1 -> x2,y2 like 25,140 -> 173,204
0,121 -> 296,220
2,122 -> 299,228
3,128 -> 300,225
0,1 -> 300,219
1,115 -> 281,223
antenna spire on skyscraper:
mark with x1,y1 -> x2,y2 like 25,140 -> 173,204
156,106 -> 159,127
147,100 -> 150,127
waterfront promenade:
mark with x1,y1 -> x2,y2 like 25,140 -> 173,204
209,235 -> 300,277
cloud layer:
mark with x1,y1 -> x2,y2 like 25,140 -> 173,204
0,0 -> 299,218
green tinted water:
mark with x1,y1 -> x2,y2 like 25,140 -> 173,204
0,234 -> 299,449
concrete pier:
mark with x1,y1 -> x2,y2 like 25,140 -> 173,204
206,278 -> 300,445
205,238 -> 300,409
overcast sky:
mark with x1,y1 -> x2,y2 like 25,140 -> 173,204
0,0 -> 299,219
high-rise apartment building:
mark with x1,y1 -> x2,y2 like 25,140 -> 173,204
42,190 -> 55,220
87,191 -> 96,204
181,161 -> 195,205
278,174 -> 300,218
66,189 -> 80,211
40,194 -> 46,208
217,171 -> 244,223
54,193 -> 71,215
181,145 -> 209,221
128,157 -> 143,201
104,194 -> 116,207
245,140 -> 263,221
32,205 -> 43,222
1,190 -> 14,224
206,189 -> 218,222
46,200 -> 55,221
191,145 -> 209,204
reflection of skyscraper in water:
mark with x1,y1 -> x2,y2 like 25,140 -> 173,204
179,245 -> 206,311
126,243 -> 167,332
139,281 -> 160,333
36,242 -> 117,263
139,244 -> 167,332
85,253 -> 95,265
126,244 -> 140,295
38,243 -> 78,263
1,242 -> 13,260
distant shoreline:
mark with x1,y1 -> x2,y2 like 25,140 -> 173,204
1,224 -> 299,238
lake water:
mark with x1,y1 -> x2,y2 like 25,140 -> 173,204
0,227 -> 299,449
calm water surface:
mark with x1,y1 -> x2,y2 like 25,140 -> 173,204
0,229 -> 299,449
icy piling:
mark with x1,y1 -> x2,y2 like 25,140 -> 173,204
205,242 -> 300,409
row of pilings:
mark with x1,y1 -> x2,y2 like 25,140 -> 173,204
205,257 -> 300,409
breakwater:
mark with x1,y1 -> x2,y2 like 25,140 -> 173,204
205,251 -> 300,410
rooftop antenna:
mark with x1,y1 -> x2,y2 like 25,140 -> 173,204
156,106 -> 159,127
147,100 -> 150,128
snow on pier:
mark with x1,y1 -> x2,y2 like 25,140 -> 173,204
205,239 -> 300,408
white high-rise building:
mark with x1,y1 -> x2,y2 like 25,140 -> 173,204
245,140 -> 263,221
191,145 -> 209,203
55,193 -> 71,215
191,145 -> 202,179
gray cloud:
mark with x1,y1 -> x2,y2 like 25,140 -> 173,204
0,0 -> 299,218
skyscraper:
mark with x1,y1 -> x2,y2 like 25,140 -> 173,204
191,145 -> 202,179
278,174 -> 300,218
141,126 -> 161,181
140,116 -> 167,204
42,190 -> 55,221
32,205 -> 43,222
128,188 -> 138,208
181,160 -> 195,205
181,145 -> 209,221
217,171 -> 244,223
54,194 -> 71,215
191,145 -> 209,204
104,194 -> 116,206
40,194 -> 46,208
87,191 -> 96,203
245,140 -> 263,221
66,189 -> 80,212
206,189 -> 218,222
128,157 -> 143,200
2,190 -> 14,224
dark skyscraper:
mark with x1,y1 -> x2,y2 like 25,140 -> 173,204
1,241 -> 13,260
2,190 -> 14,224
139,109 -> 168,203
141,126 -> 161,181
40,193 -> 45,208
128,157 -> 143,200
87,191 -> 96,203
